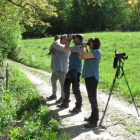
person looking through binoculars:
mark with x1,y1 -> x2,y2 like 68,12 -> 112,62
79,37 -> 102,128
46,34 -> 70,103
57,34 -> 84,113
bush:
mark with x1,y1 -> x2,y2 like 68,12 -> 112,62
0,20 -> 25,63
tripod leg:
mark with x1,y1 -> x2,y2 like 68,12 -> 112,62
99,74 -> 117,126
123,72 -> 140,117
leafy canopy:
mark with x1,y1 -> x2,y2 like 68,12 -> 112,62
0,0 -> 58,26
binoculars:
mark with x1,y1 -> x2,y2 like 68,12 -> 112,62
67,34 -> 75,39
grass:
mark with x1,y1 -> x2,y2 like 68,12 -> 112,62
126,122 -> 140,135
11,31 -> 140,107
0,62 -> 70,140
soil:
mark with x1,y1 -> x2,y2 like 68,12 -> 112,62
8,60 -> 140,140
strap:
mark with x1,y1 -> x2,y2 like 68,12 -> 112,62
73,70 -> 78,82
116,59 -> 125,79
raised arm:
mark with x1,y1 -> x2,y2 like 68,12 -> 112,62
79,45 -> 84,60
49,35 -> 61,51
64,34 -> 73,51
49,41 -> 55,51
54,39 -> 65,51
79,41 -> 87,59
80,41 -> 94,59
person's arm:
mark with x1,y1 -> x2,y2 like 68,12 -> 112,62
54,39 -> 65,51
64,34 -> 73,51
49,41 -> 55,51
79,41 -> 87,60
82,49 -> 94,59
81,42 -> 94,59
49,35 -> 60,51
79,46 -> 84,60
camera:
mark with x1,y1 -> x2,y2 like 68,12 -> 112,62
115,50 -> 126,58
113,50 -> 128,68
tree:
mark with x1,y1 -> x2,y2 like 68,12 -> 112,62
0,0 -> 58,26
124,0 -> 140,30
0,0 -> 58,61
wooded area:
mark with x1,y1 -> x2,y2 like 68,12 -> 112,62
23,0 -> 140,38
0,0 -> 140,59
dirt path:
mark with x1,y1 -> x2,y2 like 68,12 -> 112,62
8,60 -> 140,140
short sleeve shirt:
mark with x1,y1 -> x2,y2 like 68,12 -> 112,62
82,49 -> 102,81
70,45 -> 81,54
69,44 -> 82,72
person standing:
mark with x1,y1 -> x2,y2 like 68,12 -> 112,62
47,34 -> 70,103
79,37 -> 102,128
57,34 -> 84,113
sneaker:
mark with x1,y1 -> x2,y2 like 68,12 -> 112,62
84,122 -> 97,128
55,97 -> 64,103
84,116 -> 91,122
46,95 -> 57,100
57,102 -> 69,108
69,107 -> 81,113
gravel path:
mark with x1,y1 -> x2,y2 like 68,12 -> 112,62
8,60 -> 140,140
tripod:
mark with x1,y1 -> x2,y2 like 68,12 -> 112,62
99,56 -> 140,126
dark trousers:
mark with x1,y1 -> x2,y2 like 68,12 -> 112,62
63,70 -> 82,108
85,76 -> 99,123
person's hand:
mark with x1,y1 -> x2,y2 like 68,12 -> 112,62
68,34 -> 73,40
54,35 -> 61,41
82,41 -> 87,46
57,35 -> 61,40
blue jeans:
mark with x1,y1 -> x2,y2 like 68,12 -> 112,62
63,70 -> 82,108
85,76 -> 99,123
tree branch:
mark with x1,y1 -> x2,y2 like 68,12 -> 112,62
8,0 -> 33,8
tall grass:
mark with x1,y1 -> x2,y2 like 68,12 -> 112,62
11,32 -> 140,106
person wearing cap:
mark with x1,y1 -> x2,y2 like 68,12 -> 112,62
46,34 -> 70,103
79,37 -> 101,128
57,34 -> 84,113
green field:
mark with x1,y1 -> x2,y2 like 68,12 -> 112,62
12,32 -> 140,106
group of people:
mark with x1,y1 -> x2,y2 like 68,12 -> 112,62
47,34 -> 101,128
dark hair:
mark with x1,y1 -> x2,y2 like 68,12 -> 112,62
88,37 -> 101,49
60,36 -> 64,40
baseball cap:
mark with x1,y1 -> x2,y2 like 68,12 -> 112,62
61,34 -> 68,39
74,34 -> 84,41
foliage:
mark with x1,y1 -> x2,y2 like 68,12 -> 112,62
0,20 -> 24,64
0,63 -> 70,139
0,0 -> 58,26
0,0 -> 58,61
22,0 -> 133,37
124,0 -> 140,30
